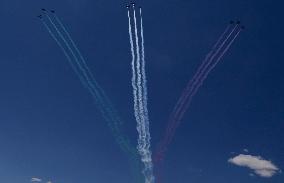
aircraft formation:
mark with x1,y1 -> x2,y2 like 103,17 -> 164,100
37,3 -> 244,183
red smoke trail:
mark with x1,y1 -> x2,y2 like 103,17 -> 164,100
166,23 -> 232,132
162,24 -> 235,148
154,23 -> 242,183
155,23 -> 235,159
177,28 -> 242,123
164,24 -> 239,144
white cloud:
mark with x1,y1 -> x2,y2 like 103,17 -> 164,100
31,178 -> 42,182
228,154 -> 280,178
249,173 -> 255,177
243,149 -> 249,153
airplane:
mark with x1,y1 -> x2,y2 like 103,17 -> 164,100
126,5 -> 130,8
37,15 -> 42,19
236,20 -> 241,24
41,8 -> 46,11
131,2 -> 135,6
50,10 -> 55,13
230,20 -> 234,24
241,26 -> 245,30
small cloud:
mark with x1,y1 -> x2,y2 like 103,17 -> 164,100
228,154 -> 280,178
243,149 -> 249,153
31,178 -> 42,182
249,173 -> 255,177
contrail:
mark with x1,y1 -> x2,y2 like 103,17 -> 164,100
154,22 -> 242,182
42,11 -> 108,111
133,5 -> 147,149
165,23 -> 238,139
186,32 -> 242,117
165,27 -> 241,148
166,23 -> 233,132
128,9 -> 141,147
51,11 -> 103,99
40,11 -> 141,179
49,11 -> 127,134
128,5 -> 155,183
40,18 -> 89,91
164,23 -> 239,148
44,11 -> 111,114
165,29 -> 242,147
140,7 -> 151,150
154,24 -> 236,162
42,13 -> 124,138
41,11 -> 112,128
176,27 -> 242,126
138,7 -> 154,183
165,23 -> 239,143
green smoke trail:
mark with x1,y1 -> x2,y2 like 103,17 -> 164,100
52,14 -> 130,148
40,11 -> 142,182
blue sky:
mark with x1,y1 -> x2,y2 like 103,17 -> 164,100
0,0 -> 283,183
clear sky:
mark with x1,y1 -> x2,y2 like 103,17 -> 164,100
0,0 -> 283,183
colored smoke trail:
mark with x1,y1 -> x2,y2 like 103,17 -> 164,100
40,11 -> 141,178
52,12 -> 101,94
164,24 -> 239,145
166,24 -> 232,136
154,22 -> 242,181
51,12 -> 121,123
41,19 -> 87,89
128,5 -> 155,183
176,27 -> 242,127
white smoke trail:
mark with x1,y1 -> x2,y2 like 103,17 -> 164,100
138,7 -> 154,183
130,6 -> 155,183
139,7 -> 151,150
128,9 -> 141,145
133,6 -> 147,150
128,11 -> 153,182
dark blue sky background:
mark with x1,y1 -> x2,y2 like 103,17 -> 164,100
0,0 -> 283,182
